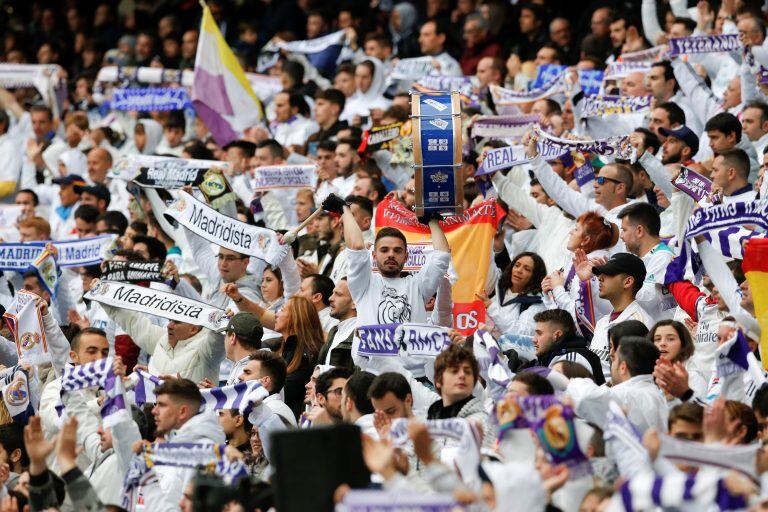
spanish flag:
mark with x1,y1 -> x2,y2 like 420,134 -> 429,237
375,195 -> 504,334
743,238 -> 768,367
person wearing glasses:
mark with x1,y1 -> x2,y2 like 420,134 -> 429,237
522,131 -> 635,239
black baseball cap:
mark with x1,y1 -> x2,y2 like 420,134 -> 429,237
592,252 -> 646,284
658,126 -> 699,156
74,183 -> 111,205
226,312 -> 264,346
52,174 -> 87,187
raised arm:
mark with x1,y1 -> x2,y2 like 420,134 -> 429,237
670,58 -> 722,128
641,0 -> 665,45
222,283 -> 276,330
527,146 -> 593,219
633,139 -> 676,199
101,305 -> 165,354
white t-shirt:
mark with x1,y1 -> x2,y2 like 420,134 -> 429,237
589,300 -> 654,379
346,248 -> 451,327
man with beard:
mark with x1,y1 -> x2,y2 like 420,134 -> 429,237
318,278 -> 357,368
314,367 -> 353,424
617,202 -> 675,320
329,193 -> 450,342
333,138 -> 362,198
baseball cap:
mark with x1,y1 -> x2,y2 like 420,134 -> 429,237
226,312 -> 264,346
74,183 -> 111,205
52,174 -> 87,187
658,126 -> 699,156
591,252 -> 646,284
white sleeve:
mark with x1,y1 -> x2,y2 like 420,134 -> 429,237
346,248 -> 372,304
638,152 -> 676,199
430,277 -> 453,328
276,246 -> 301,299
670,59 -> 722,128
492,170 -> 558,228
565,378 -> 611,428
641,0 -> 665,45
182,226 -> 221,294
42,310 -> 72,376
529,156 -> 598,219
416,251 -> 451,303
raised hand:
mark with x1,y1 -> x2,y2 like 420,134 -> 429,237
221,283 -> 243,304
24,416 -> 56,476
373,410 -> 393,439
57,417 -> 80,473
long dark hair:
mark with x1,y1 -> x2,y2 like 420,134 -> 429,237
499,251 -> 547,297
648,320 -> 695,363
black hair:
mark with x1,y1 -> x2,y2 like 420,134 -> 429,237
74,204 -> 100,223
607,320 -> 649,353
345,195 -> 374,217
16,189 -> 39,206
752,384 -> 768,417
317,139 -> 337,153
656,101 -> 686,127
532,308 -> 576,339
705,112 -> 742,141
248,351 -> 287,393
308,274 -> 335,306
499,251 -> 547,296
96,211 -> 129,235
717,148 -> 751,181
374,226 -> 407,249
0,423 -> 29,469
634,127 -> 661,155
745,101 -> 768,125
256,139 -> 284,159
368,372 -> 412,401
316,367 -> 354,397
154,377 -> 202,405
616,337 -> 660,376
132,235 -> 168,261
183,140 -> 215,160
344,371 -> 376,415
651,61 -> 679,93
513,371 -> 555,395
618,202 -> 661,237
314,88 -> 346,113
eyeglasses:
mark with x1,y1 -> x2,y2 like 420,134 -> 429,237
217,254 -> 247,262
595,176 -> 625,186
326,387 -> 344,396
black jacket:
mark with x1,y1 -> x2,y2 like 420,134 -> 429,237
519,333 -> 606,384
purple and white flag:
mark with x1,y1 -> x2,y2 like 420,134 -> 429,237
132,369 -> 268,414
580,95 -> 652,118
673,167 -> 713,203
251,164 -> 318,191
684,200 -> 768,240
356,324 -> 400,357
668,34 -> 741,57
519,394 -> 592,478
619,45 -> 667,62
604,62 -> 651,80
60,357 -> 130,428
489,76 -> 564,105
470,115 -> 539,139
390,417 -> 482,484
122,442 -> 248,509
535,127 -> 634,160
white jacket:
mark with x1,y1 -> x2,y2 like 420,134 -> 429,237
567,374 -> 668,434
158,412 -> 226,506
103,305 -> 225,383
492,166 -> 574,272
589,301 -> 654,379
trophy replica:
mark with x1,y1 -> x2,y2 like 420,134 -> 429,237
410,90 -> 464,217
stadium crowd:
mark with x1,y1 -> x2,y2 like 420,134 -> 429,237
0,0 -> 767,511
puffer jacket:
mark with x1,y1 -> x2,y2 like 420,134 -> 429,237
103,305 -> 225,383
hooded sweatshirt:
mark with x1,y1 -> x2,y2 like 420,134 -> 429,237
341,57 -> 391,124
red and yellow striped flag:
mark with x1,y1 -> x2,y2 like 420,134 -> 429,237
743,238 -> 768,367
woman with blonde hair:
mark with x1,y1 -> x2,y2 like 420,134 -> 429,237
273,295 -> 324,418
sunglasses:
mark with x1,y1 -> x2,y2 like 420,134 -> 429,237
595,176 -> 625,186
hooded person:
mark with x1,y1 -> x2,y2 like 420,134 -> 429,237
122,119 -> 164,156
340,57 -> 391,126
389,2 -> 419,59
57,149 -> 88,177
